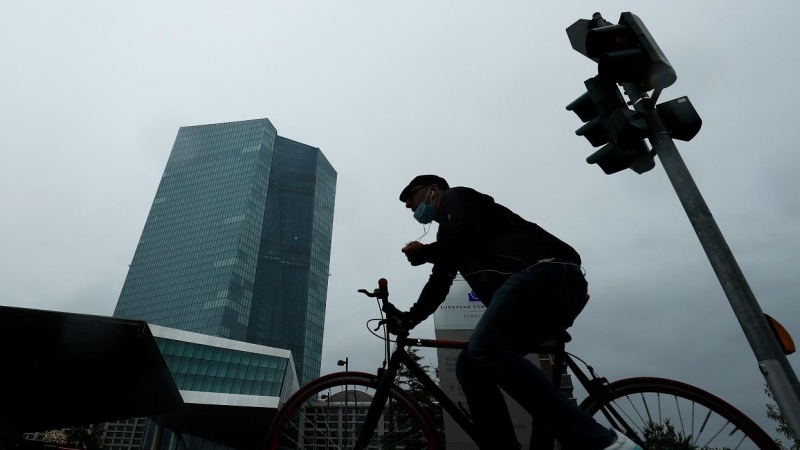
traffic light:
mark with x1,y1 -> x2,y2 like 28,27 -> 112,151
568,12 -> 676,91
566,76 -> 653,174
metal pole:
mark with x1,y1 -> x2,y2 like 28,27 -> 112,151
627,84 -> 800,440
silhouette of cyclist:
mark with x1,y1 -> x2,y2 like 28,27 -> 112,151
394,175 -> 641,450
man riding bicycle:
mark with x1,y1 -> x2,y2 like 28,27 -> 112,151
394,174 -> 640,450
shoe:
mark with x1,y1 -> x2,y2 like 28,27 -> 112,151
603,429 -> 643,450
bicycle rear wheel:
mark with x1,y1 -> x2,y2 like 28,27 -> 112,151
580,377 -> 778,449
264,371 -> 443,450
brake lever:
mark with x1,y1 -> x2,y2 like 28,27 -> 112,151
374,319 -> 387,331
358,289 -> 378,298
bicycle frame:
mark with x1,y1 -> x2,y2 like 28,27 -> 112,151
354,333 -> 487,450
353,331 -> 644,450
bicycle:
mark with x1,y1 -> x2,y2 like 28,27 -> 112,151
264,278 -> 779,449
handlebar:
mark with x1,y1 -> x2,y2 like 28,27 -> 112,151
359,278 -> 406,331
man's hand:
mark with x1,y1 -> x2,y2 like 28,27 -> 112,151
401,241 -> 426,266
386,312 -> 415,335
386,317 -> 404,335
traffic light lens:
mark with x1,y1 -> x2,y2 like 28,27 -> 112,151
585,24 -> 634,58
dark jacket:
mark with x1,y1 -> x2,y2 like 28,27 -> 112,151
405,187 -> 581,327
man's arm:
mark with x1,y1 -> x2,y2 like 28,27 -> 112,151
402,263 -> 457,329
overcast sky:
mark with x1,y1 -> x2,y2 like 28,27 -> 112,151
2,0 -> 799,440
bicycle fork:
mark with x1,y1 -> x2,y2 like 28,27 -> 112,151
353,350 -> 404,450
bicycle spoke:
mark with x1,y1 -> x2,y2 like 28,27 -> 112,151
692,408 -> 712,446
733,433 -> 747,450
625,394 -> 648,426
701,419 -> 731,448
281,418 -> 313,450
674,395 -> 686,437
657,393 -> 661,425
582,378 -> 776,450
302,397 -> 343,450
609,398 -> 645,436
289,401 -> 341,450
265,374 -> 441,450
640,392 -> 653,424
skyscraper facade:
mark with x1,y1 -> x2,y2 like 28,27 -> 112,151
114,118 -> 336,384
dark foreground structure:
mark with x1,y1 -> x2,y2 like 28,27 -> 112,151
0,306 -> 182,447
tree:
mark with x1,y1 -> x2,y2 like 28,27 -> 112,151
64,424 -> 105,450
636,420 -> 729,450
373,347 -> 443,449
42,430 -> 69,446
42,425 -> 105,450
765,384 -> 800,450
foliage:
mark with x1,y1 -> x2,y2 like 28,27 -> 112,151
765,384 -> 800,450
42,425 -> 105,450
42,430 -> 69,445
634,420 -> 729,450
372,348 -> 443,449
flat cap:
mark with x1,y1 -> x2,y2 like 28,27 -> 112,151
399,175 -> 450,202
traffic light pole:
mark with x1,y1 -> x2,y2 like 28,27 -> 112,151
624,83 -> 800,440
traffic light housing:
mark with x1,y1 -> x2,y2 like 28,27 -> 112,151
567,76 -> 653,174
569,12 -> 676,91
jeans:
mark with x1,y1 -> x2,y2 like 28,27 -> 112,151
455,260 -> 614,450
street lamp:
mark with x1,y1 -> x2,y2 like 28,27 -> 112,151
320,391 -> 332,450
337,358 -> 349,445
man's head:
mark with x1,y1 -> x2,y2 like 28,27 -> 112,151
399,175 -> 449,219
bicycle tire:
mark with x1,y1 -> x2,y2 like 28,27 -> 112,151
264,371 -> 444,450
579,377 -> 778,450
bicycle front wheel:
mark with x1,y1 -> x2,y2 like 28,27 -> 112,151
580,377 -> 778,450
264,371 -> 443,450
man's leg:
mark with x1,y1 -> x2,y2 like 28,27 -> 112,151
456,349 -> 519,449
461,263 -> 614,449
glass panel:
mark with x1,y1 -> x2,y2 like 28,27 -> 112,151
231,351 -> 242,364
245,366 -> 257,381
180,343 -> 192,358
242,380 -> 253,395
175,341 -> 186,356
257,354 -> 268,368
198,359 -> 210,376
212,377 -> 224,393
241,352 -> 252,365
188,359 -> 200,374
217,363 -> 231,378
252,381 -> 264,396
236,364 -> 247,379
212,347 -> 223,362
201,345 -> 214,360
185,375 -> 196,390
209,361 -> 220,377
165,339 -> 176,355
255,367 -> 267,381
266,368 -> 276,382
259,381 -> 270,396
222,378 -> 234,394
178,358 -> 190,374
268,357 -> 278,368
202,376 -> 214,391
232,379 -> 243,395
221,349 -> 233,363
175,373 -> 186,389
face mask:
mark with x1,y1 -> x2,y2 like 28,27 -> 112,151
413,188 -> 436,224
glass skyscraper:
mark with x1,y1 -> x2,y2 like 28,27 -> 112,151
114,118 -> 336,384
